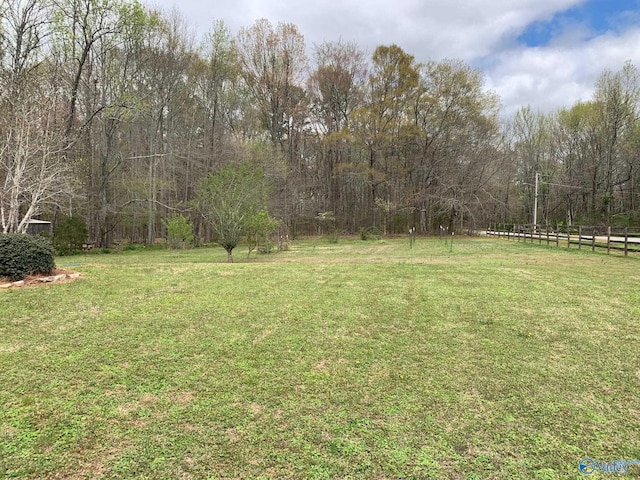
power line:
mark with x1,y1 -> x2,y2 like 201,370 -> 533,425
544,181 -> 590,190
523,180 -> 590,191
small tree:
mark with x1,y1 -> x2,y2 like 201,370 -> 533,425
196,162 -> 269,262
316,211 -> 338,242
163,215 -> 194,249
246,209 -> 279,255
54,216 -> 88,255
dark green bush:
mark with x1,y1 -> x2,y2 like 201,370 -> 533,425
0,233 -> 56,280
54,215 -> 88,255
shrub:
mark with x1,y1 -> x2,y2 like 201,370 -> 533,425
163,214 -> 194,249
0,233 -> 55,280
326,232 -> 340,244
122,244 -> 163,252
54,215 -> 88,255
359,226 -> 381,241
247,209 -> 279,256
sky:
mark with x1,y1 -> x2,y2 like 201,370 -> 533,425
146,0 -> 640,118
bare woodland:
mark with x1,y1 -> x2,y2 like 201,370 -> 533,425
2,0 -> 640,246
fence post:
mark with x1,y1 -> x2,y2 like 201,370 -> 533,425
607,226 -> 611,255
578,226 -> 582,250
538,225 -> 542,245
567,225 -> 571,249
556,224 -> 559,247
530,225 -> 534,244
546,225 -> 549,246
591,227 -> 596,252
624,227 -> 629,257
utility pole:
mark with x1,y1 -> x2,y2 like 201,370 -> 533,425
533,172 -> 539,231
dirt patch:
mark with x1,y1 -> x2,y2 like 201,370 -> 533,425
174,391 -> 195,405
0,269 -> 81,289
312,359 -> 330,373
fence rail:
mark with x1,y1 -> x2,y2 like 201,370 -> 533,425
486,224 -> 640,256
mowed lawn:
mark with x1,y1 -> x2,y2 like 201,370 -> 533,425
1,237 -> 639,479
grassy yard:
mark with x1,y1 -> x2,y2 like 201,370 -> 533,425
1,237 -> 639,479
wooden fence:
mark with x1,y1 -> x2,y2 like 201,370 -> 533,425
486,224 -> 640,256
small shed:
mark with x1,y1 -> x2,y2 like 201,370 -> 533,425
27,219 -> 51,236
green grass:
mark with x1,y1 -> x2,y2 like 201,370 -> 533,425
1,237 -> 639,479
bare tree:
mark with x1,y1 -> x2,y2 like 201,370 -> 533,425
236,19 -> 308,150
593,62 -> 640,222
410,60 -> 501,232
0,0 -> 71,233
0,98 -> 70,233
308,40 -> 367,226
236,19 -> 308,227
351,44 -> 419,229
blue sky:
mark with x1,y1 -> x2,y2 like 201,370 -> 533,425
518,0 -> 640,46
149,0 -> 640,117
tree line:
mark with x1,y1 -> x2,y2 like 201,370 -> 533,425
2,0 -> 640,247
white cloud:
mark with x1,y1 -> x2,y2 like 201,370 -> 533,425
145,0 -> 640,117
485,27 -> 640,117
152,0 -> 581,58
